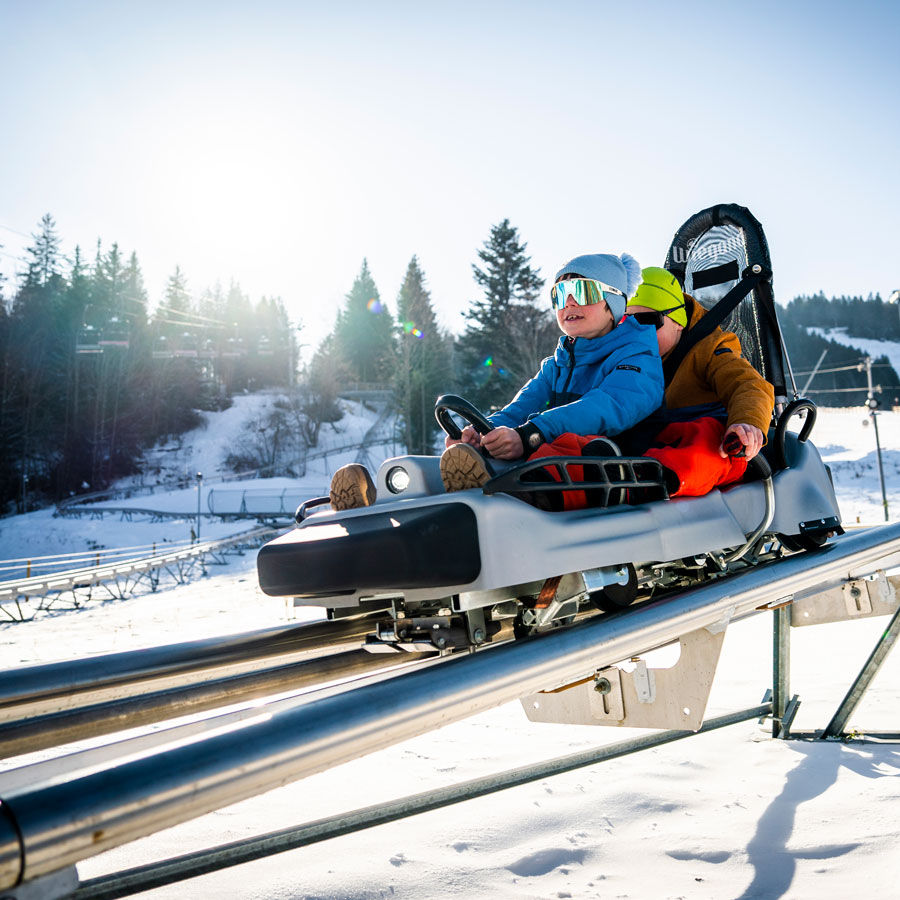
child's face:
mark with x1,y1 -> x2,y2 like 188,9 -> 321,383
626,304 -> 684,356
556,294 -> 614,340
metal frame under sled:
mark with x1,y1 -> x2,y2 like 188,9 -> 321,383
517,564 -> 900,743
773,568 -> 900,741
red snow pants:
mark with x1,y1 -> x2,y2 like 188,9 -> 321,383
643,417 -> 747,497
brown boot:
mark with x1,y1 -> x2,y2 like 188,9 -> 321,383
440,444 -> 491,493
329,464 -> 377,511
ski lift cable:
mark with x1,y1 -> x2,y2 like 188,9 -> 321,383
793,360 -> 887,376
0,222 -> 32,239
152,305 -> 229,326
805,385 -> 885,394
795,362 -> 896,375
151,316 -> 226,331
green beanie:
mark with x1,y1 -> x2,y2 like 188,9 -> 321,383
628,266 -> 687,327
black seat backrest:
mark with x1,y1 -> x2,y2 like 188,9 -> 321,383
664,203 -> 793,406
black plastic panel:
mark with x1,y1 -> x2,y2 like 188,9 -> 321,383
257,503 -> 481,597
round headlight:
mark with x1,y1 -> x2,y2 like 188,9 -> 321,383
386,466 -> 410,494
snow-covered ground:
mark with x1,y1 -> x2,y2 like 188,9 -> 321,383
2,399 -> 900,899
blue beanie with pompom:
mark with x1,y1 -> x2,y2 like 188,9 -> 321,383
553,253 -> 642,323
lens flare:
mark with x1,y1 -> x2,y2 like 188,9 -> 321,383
402,321 -> 425,339
366,298 -> 383,313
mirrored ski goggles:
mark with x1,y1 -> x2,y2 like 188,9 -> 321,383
627,308 -> 682,330
550,278 -> 625,311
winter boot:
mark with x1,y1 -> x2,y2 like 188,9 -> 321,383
440,444 -> 492,493
329,464 -> 377,511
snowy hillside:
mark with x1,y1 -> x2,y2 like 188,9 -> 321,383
0,394 -> 396,562
2,399 -> 900,899
807,327 -> 900,383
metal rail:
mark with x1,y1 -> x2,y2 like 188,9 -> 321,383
0,648 -> 433,788
0,611 -> 384,723
0,527 -> 275,622
73,704 -> 770,900
1,523 -> 899,890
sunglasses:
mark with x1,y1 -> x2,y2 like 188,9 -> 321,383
550,278 -> 625,311
628,308 -> 682,330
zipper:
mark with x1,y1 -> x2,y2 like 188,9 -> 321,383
562,338 -> 576,395
553,338 -> 576,406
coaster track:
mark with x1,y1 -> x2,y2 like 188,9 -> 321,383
1,524 -> 899,897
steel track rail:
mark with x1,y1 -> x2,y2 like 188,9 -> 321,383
72,704 -> 770,900
0,647 -> 432,762
1,523 -> 899,890
0,648 -> 437,793
0,610 -> 389,725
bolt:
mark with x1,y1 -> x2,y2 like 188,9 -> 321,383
435,636 -> 447,648
594,677 -> 612,695
473,628 -> 486,644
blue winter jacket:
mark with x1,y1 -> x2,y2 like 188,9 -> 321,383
488,316 -> 664,441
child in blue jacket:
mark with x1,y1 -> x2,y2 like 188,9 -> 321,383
439,253 -> 663,509
329,253 -> 663,512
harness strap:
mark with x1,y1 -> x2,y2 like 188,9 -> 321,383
663,266 -> 770,383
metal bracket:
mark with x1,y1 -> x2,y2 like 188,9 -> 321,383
791,571 -> 900,627
0,866 -> 78,900
521,623 -> 728,731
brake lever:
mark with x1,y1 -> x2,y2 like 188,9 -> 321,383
723,432 -> 747,458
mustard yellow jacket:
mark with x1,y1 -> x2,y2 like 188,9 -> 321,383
663,295 -> 775,436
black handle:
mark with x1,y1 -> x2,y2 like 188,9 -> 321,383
773,398 -> 817,470
295,495 -> 331,524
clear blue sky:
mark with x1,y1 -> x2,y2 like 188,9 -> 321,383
1,0 -> 898,355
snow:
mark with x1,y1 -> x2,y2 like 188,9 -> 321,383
2,398 -> 900,899
807,327 -> 900,384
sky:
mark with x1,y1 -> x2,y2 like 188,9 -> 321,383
1,0 -> 899,359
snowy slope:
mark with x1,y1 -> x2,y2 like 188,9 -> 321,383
807,327 -> 900,382
0,395 -> 395,563
2,405 -> 900,899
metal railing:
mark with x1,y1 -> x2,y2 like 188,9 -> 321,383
0,527 -> 277,623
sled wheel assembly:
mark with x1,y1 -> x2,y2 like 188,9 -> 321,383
590,564 -> 638,613
779,530 -> 831,553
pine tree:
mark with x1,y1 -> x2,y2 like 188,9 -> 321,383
25,213 -> 62,288
395,257 -> 450,453
457,219 -> 552,411
163,265 -> 191,315
333,259 -> 396,384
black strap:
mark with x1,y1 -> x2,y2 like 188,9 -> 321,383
690,260 -> 740,290
663,267 -> 769,384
